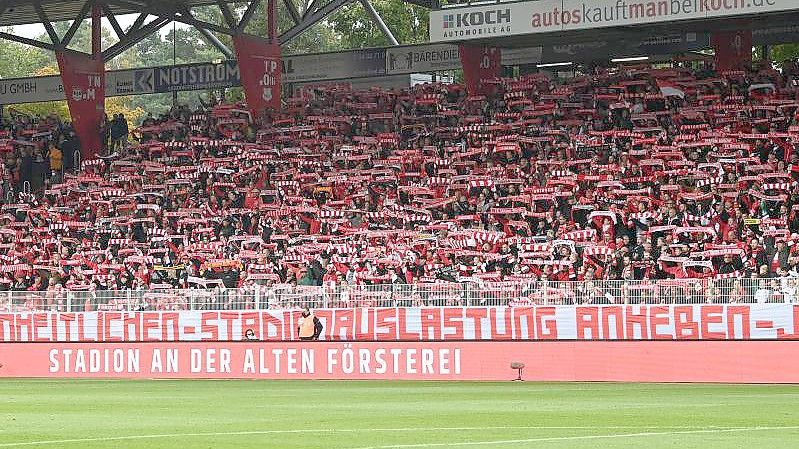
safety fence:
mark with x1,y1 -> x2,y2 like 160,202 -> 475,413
1,278 -> 797,312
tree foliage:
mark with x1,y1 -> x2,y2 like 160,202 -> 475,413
0,27 -> 50,79
771,43 -> 799,65
328,0 -> 429,49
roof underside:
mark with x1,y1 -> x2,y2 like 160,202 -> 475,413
0,0 -> 225,27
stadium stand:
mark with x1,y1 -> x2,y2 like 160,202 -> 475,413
1,61 -> 799,310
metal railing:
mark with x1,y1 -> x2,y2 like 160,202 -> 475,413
1,278 -> 797,312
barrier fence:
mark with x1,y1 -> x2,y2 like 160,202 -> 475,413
2,278 -> 798,312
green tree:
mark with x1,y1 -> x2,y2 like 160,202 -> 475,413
0,27 -> 50,79
240,1 -> 341,54
328,0 -> 429,49
771,43 -> 799,65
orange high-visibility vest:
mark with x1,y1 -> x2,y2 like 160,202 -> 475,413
298,314 -> 315,338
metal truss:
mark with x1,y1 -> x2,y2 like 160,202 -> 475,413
281,0 -> 401,46
0,0 -> 416,61
359,0 -> 398,45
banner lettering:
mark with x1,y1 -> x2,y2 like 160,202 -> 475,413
1,305 -> 796,343
2,341 -> 798,382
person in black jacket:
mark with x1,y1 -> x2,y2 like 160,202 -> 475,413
61,130 -> 80,172
19,147 -> 33,190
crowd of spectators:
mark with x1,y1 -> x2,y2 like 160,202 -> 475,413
1,60 -> 799,308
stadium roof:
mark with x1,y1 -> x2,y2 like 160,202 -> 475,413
0,0 -> 435,28
0,0 -> 431,61
0,0 -> 230,27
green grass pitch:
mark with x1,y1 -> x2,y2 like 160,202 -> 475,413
1,380 -> 798,448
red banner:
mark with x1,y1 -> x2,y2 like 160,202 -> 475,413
232,34 -> 281,117
712,30 -> 752,71
459,45 -> 501,95
1,305 -> 797,342
56,50 -> 105,160
2,341 -> 799,382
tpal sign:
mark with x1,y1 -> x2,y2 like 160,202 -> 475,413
260,58 -> 280,103
429,0 -> 799,42
233,34 -> 282,116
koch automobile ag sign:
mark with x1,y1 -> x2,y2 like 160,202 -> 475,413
440,8 -> 512,39
429,0 -> 798,42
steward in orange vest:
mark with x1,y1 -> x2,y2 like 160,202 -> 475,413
298,308 -> 322,340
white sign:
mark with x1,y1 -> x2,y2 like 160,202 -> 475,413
386,44 -> 461,74
283,49 -> 386,83
107,69 -> 153,96
385,44 -> 542,75
430,0 -> 799,42
500,47 -> 544,66
0,76 -> 63,104
0,70 -> 153,105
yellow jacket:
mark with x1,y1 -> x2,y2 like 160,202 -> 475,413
49,147 -> 63,171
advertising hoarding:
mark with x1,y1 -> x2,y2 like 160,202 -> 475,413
2,340 -> 798,382
430,0 -> 799,43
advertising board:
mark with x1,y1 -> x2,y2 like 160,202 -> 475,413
2,341 -> 797,382
430,0 -> 799,43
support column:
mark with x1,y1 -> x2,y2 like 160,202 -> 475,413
92,2 -> 101,58
712,29 -> 752,72
229,0 -> 281,118
459,45 -> 501,96
57,2 -> 105,161
267,0 -> 277,42
232,34 -> 282,118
